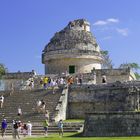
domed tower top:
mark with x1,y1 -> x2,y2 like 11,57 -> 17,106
67,19 -> 90,31
43,19 -> 100,53
42,19 -> 103,74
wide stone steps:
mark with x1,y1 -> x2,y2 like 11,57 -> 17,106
3,123 -> 84,135
0,88 -> 62,122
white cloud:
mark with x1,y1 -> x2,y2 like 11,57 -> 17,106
101,36 -> 112,40
93,18 -> 119,26
107,18 -> 119,23
116,28 -> 129,36
93,20 -> 108,26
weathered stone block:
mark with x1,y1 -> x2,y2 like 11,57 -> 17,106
83,112 -> 140,136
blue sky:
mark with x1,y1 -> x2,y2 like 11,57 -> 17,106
0,0 -> 140,74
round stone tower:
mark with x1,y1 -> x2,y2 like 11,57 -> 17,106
42,19 -> 103,74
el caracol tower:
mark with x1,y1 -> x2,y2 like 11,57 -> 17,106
42,19 -> 103,74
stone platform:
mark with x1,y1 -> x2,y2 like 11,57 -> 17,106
83,112 -> 140,136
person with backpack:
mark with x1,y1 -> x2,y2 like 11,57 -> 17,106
13,121 -> 20,139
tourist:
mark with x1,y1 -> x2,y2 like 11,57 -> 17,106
12,120 -> 16,139
18,120 -> 23,135
52,80 -> 56,94
27,121 -> 32,136
102,75 -> 107,83
13,120 -> 20,139
28,78 -> 34,90
1,119 -> 7,138
10,82 -> 14,95
36,100 -> 42,113
40,78 -> 43,88
43,119 -> 49,136
43,76 -> 48,89
58,119 -> 63,136
22,123 -> 28,137
60,77 -> 64,85
93,71 -> 96,84
31,79 -> 34,89
45,110 -> 49,120
17,106 -> 22,117
67,77 -> 74,85
32,69 -> 37,77
79,75 -> 83,85
75,76 -> 79,84
41,100 -> 46,113
0,95 -> 4,108
48,77 -> 51,87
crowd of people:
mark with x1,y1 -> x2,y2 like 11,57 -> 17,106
9,72 -> 105,92
1,118 -> 32,139
1,118 -> 64,138
0,73 -> 108,138
36,99 -> 46,113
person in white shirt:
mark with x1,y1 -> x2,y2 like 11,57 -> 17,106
52,80 -> 56,94
0,95 -> 4,108
60,77 -> 64,85
36,100 -> 42,113
27,121 -> 32,136
45,110 -> 49,120
17,106 -> 22,116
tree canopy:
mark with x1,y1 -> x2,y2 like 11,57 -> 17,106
0,63 -> 8,78
119,62 -> 140,80
101,50 -> 113,69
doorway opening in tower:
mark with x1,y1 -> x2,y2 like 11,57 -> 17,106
69,65 -> 75,74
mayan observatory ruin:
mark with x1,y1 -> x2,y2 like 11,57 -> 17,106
1,19 -> 140,136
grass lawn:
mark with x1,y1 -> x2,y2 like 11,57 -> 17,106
24,133 -> 140,140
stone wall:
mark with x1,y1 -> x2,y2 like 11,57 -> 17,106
83,112 -> 140,136
53,86 -> 68,122
94,68 -> 135,83
68,84 -> 139,119
2,71 -> 35,79
1,79 -> 25,91
0,71 -> 36,91
82,68 -> 136,84
45,57 -> 101,74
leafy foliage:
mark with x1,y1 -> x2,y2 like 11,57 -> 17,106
101,50 -> 113,69
0,63 -> 8,78
134,72 -> 140,80
119,62 -> 140,80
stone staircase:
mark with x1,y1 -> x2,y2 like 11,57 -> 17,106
3,122 -> 84,135
0,87 -> 84,135
0,88 -> 62,122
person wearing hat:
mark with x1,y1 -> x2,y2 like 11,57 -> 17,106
1,119 -> 7,138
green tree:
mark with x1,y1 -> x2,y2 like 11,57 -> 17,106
0,63 -> 8,78
119,62 -> 140,80
101,50 -> 113,69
